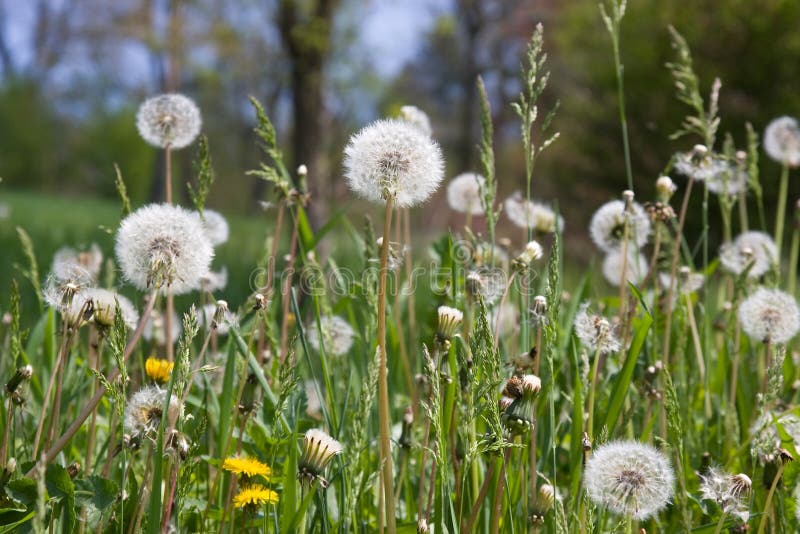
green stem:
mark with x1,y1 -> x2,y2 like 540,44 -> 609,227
712,512 -> 727,534
775,164 -> 790,263
789,203 -> 800,295
757,462 -> 785,534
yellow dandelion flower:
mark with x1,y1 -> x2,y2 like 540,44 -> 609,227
145,357 -> 173,383
232,485 -> 279,508
222,457 -> 272,478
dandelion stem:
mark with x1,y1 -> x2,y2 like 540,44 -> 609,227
788,200 -> 800,295
377,194 -> 397,533
585,347 -> 603,439
494,271 -> 518,348
774,163 -> 790,263
757,461 -> 785,534
712,512 -> 727,534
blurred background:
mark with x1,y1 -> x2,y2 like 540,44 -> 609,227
2,0 -> 800,314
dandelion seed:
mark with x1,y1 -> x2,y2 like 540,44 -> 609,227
343,119 -> 444,208
194,209 -> 229,246
719,231 -> 777,278
136,93 -> 201,149
698,467 -> 750,523
739,287 -> 800,344
399,105 -> 432,137
196,302 -> 235,336
574,303 -> 621,354
602,248 -> 648,287
69,288 -> 139,330
764,116 -> 800,167
589,199 -> 650,252
123,385 -> 183,440
223,457 -> 272,479
446,172 -> 485,215
42,266 -> 94,312
673,146 -> 729,181
504,192 -> 563,233
584,440 -> 674,520
51,244 -> 102,282
143,308 -> 182,346
298,429 -> 343,488
145,357 -> 173,384
115,203 -> 214,294
306,315 -> 355,356
232,485 -> 279,508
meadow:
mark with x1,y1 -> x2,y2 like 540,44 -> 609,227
2,7 -> 800,534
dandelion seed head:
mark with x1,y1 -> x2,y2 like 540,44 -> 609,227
504,192 -> 563,233
705,164 -> 748,196
43,265 -> 94,311
123,385 -> 182,439
52,244 -> 102,282
465,268 -> 505,304
658,270 -> 705,294
399,105 -> 432,137
673,149 -> 729,182
574,303 -> 621,354
194,209 -> 229,246
602,249 -> 648,287
70,288 -> 139,330
304,380 -> 322,419
447,172 -> 486,214
490,302 -> 519,338
343,119 -> 444,208
136,93 -> 201,149
764,116 -> 800,167
584,440 -> 674,520
200,267 -> 228,293
306,315 -> 355,356
739,287 -> 800,344
196,303 -> 235,336
699,467 -> 750,523
115,203 -> 214,294
589,200 -> 650,252
719,231 -> 777,278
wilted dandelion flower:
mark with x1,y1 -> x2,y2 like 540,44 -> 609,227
751,411 -> 800,463
602,249 -> 648,287
143,308 -> 182,345
574,303 -> 621,354
504,192 -> 563,233
343,119 -> 444,208
70,288 -> 139,330
52,244 -> 102,282
42,266 -> 94,312
115,203 -> 214,294
145,357 -> 173,383
764,116 -> 800,167
501,374 -> 542,435
673,146 -> 729,181
298,429 -> 343,488
589,200 -> 650,252
306,315 -> 355,356
399,105 -> 432,137
719,231 -> 777,278
584,440 -> 674,520
196,302 -> 235,336
223,457 -> 272,479
232,485 -> 279,508
446,172 -> 485,215
136,93 -> 201,149
436,306 -> 463,342
698,467 -> 750,523
738,287 -> 800,344
194,209 -> 229,246
123,385 -> 182,439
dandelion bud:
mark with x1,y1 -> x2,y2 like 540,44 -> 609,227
538,484 -> 555,511
501,374 -> 541,434
503,376 -> 524,399
253,293 -> 268,311
735,150 -> 747,163
298,429 -> 344,488
297,164 -> 308,176
622,190 -> 635,211
692,144 -> 708,158
513,241 -> 544,272
521,374 -> 542,396
417,518 -> 429,534
656,176 -> 677,201
1,458 -> 15,486
5,365 -> 33,395
436,306 -> 463,343
531,295 -> 548,324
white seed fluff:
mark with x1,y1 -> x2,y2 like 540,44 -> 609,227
399,105 -> 433,137
705,164 -> 748,196
719,231 -> 778,278
698,467 -> 750,523
52,243 -> 103,282
764,116 -> 800,167
504,192 -> 563,233
115,203 -> 214,295
143,308 -> 182,346
123,385 -> 183,438
584,440 -> 674,520
136,93 -> 202,149
446,173 -> 486,215
574,303 -> 621,354
738,287 -> 800,344
306,315 -> 355,357
196,303 -> 234,336
343,119 -> 444,208
589,200 -> 650,252
602,249 -> 648,287
673,151 -> 729,182
70,288 -> 139,330
194,209 -> 229,246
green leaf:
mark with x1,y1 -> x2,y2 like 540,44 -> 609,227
45,464 -> 75,532
5,478 -> 37,508
74,476 -> 118,511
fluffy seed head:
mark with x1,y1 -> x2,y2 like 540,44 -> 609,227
719,231 -> 777,278
306,315 -> 355,356
200,267 -> 228,293
574,303 -> 621,354
343,119 -> 444,208
673,148 -> 728,181
43,265 -> 94,312
196,303 -> 235,336
194,209 -> 229,246
447,172 -> 486,214
584,440 -> 674,520
602,249 -> 648,287
699,467 -> 750,523
738,287 -> 800,344
399,105 -> 433,137
123,385 -> 183,439
465,268 -> 505,304
504,192 -> 563,233
764,116 -> 800,167
589,200 -> 650,252
136,93 -> 201,149
705,164 -> 748,196
751,411 -> 800,463
115,203 -> 214,294
69,288 -> 139,330
52,244 -> 102,282
659,269 -> 705,294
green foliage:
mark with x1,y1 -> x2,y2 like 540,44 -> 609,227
188,136 -> 215,214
